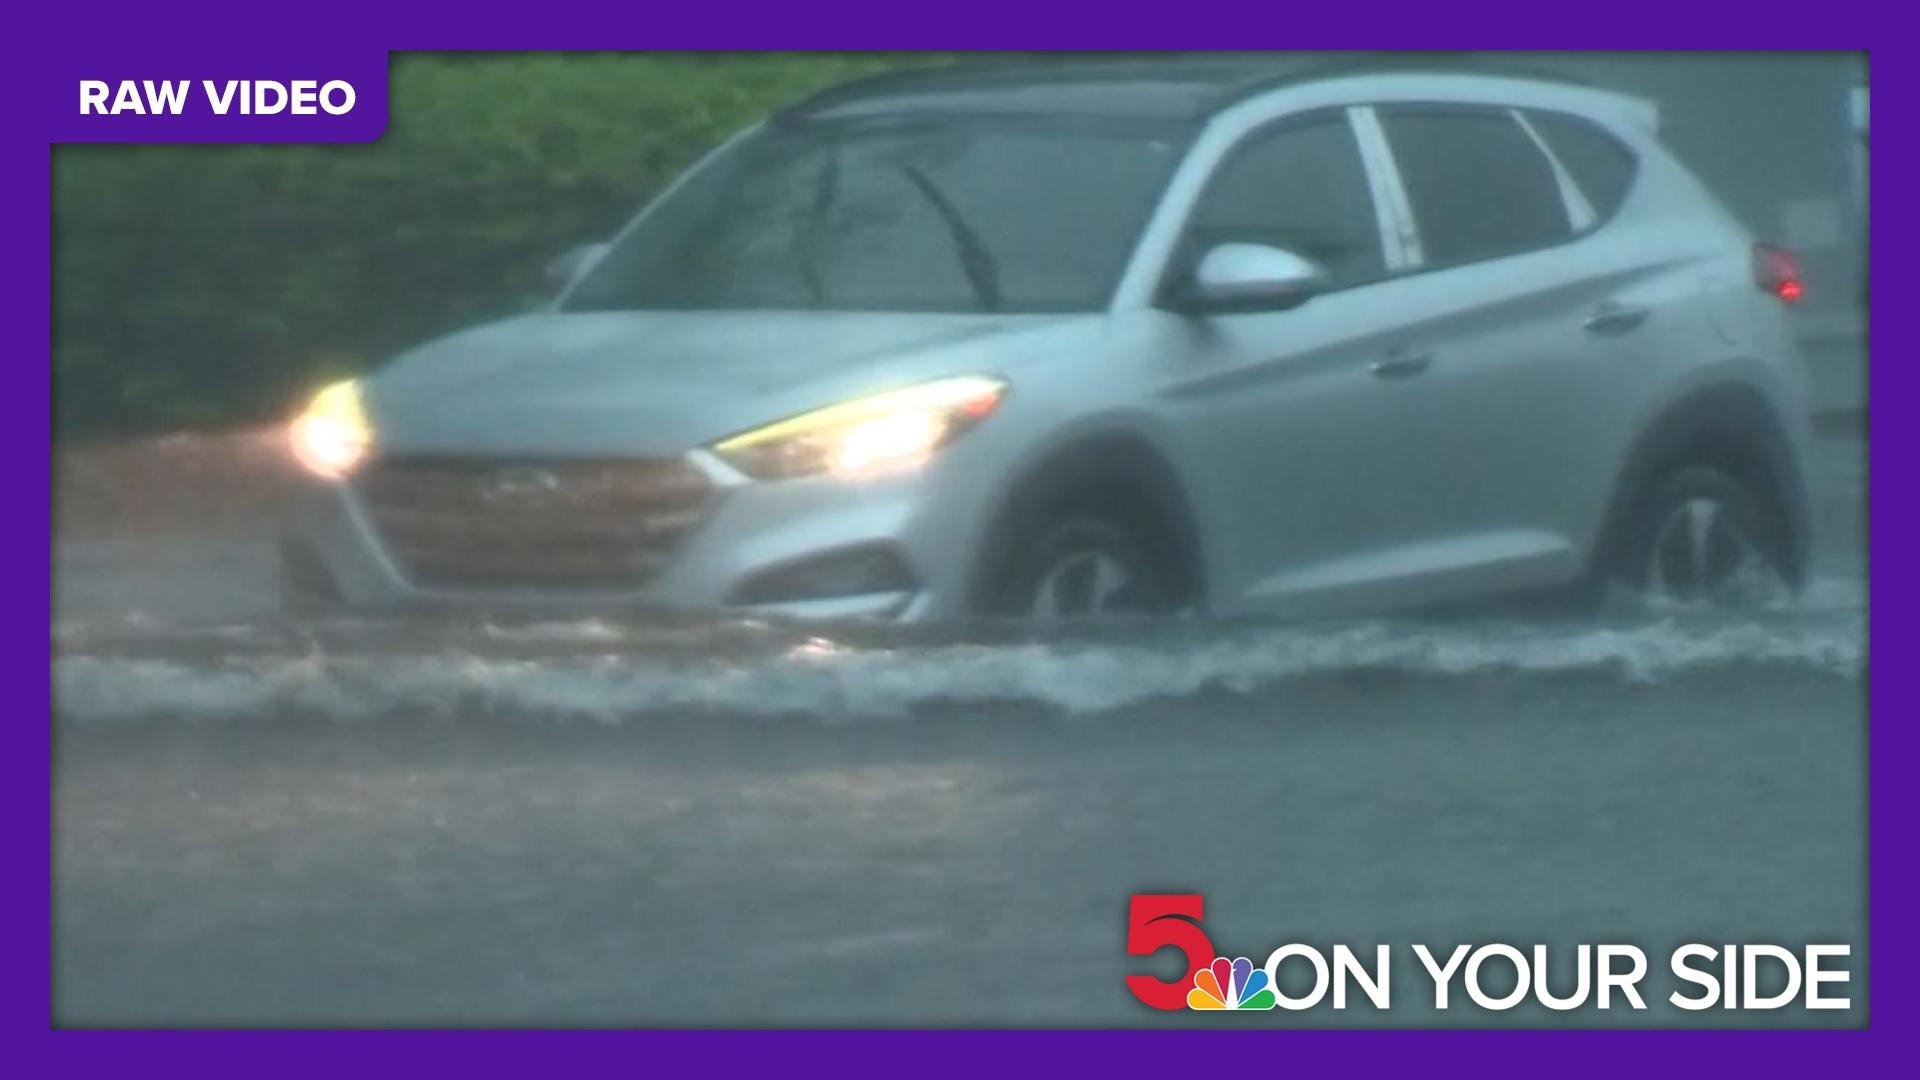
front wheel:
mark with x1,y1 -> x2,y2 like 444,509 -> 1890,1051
1617,466 -> 1790,607
991,514 -> 1181,621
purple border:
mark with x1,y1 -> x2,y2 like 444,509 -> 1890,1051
23,11 -> 1889,1068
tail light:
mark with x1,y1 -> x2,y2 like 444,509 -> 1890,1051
1752,242 -> 1804,303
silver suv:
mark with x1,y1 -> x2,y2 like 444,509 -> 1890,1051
282,58 -> 1814,621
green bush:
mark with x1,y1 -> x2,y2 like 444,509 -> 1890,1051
52,52 -> 937,439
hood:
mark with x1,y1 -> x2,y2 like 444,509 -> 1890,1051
365,310 -> 1074,456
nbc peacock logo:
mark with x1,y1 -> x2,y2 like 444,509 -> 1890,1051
1188,956 -> 1277,1011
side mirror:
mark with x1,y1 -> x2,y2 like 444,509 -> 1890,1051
1172,243 -> 1330,315
546,241 -> 612,294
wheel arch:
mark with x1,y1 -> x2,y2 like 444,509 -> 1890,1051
1594,380 -> 1813,586
967,427 -> 1209,614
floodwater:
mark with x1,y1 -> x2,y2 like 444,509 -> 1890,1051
50,432 -> 1868,1026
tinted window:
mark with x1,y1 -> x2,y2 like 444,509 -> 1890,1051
1525,110 -> 1638,220
1187,116 -> 1384,287
1381,108 -> 1570,265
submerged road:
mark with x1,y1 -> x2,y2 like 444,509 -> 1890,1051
51,431 -> 1868,1026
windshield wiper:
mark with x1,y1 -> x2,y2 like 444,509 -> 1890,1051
791,151 -> 841,305
899,164 -> 1002,312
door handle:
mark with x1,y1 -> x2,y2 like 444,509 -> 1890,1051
1584,301 -> 1651,335
1370,350 -> 1432,380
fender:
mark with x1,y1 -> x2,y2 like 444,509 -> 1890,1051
967,428 -> 1208,612
1594,382 -> 1812,585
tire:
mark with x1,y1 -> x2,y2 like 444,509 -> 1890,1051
989,512 -> 1182,621
1615,465 -> 1791,606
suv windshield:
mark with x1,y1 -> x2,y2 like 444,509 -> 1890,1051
564,117 -> 1189,314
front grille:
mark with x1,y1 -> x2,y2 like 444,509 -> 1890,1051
355,456 -> 714,589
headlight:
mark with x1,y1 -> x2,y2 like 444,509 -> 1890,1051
713,376 -> 1007,480
289,379 -> 372,479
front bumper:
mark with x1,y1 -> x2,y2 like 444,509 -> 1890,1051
279,450 -> 988,622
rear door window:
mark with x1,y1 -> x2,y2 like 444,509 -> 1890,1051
1185,114 -> 1386,288
1379,107 -> 1572,266
1522,110 -> 1639,221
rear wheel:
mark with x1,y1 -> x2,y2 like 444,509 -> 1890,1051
991,514 -> 1181,621
1617,466 -> 1789,606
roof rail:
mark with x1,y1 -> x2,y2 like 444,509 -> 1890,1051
775,53 -> 1607,124
1205,52 -> 1597,111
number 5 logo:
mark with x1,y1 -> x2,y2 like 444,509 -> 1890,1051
1124,893 -> 1214,1010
